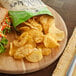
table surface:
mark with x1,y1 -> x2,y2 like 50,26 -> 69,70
0,0 -> 76,76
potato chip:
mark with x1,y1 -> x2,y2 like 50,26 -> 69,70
23,44 -> 34,56
28,18 -> 42,31
9,42 -> 17,56
24,22 -> 37,30
9,43 -> 14,56
28,29 -> 44,43
44,34 -> 59,48
27,36 -> 36,48
19,26 -> 30,32
49,23 -> 64,41
14,50 -> 25,59
42,48 -> 51,56
13,32 -> 29,47
39,15 -> 54,34
14,44 -> 34,59
25,48 -> 43,62
37,43 -> 51,56
18,32 -> 28,40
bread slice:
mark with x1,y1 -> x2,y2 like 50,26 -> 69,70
0,7 -> 8,25
52,27 -> 76,76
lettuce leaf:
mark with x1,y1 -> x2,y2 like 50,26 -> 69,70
0,43 -> 5,53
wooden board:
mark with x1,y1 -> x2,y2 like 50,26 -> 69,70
0,6 -> 68,74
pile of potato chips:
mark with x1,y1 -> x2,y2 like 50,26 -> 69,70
9,15 -> 64,62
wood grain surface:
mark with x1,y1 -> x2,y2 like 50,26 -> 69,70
0,0 -> 76,76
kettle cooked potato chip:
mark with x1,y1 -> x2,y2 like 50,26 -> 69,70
28,18 -> 42,31
25,48 -> 43,62
13,32 -> 29,47
37,43 -> 51,56
44,34 -> 59,48
9,42 -> 16,56
39,15 -> 54,34
19,26 -> 30,32
14,44 -> 34,59
42,48 -> 51,56
49,23 -> 64,41
28,29 -> 44,43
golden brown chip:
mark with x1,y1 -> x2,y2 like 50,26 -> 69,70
13,32 -> 29,47
49,23 -> 64,41
25,48 -> 43,62
9,42 -> 17,56
14,44 -> 34,59
28,18 -> 42,31
24,22 -> 37,30
42,48 -> 51,56
14,50 -> 25,59
28,29 -> 44,43
23,44 -> 34,56
18,32 -> 28,40
44,34 -> 59,48
39,15 -> 54,34
27,36 -> 36,48
19,26 -> 30,32
37,43 -> 51,56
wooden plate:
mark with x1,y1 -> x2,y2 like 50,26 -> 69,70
0,6 -> 68,74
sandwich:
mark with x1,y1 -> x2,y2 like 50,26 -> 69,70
0,7 -> 11,53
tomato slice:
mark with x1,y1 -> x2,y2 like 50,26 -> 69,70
0,34 -> 2,37
1,25 -> 7,31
